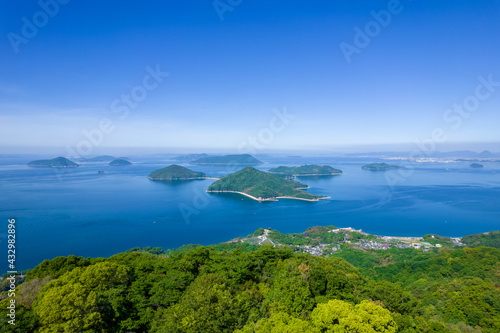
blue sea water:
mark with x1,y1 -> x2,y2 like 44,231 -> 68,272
0,154 -> 499,272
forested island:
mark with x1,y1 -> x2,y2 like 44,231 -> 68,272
191,154 -> 262,165
362,163 -> 404,171
148,165 -> 210,180
470,163 -> 484,168
27,156 -> 79,168
207,167 -> 327,201
268,165 -> 343,177
109,158 -> 132,166
3,227 -> 498,332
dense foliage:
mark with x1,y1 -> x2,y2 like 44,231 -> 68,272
207,167 -> 325,200
27,157 -> 79,168
191,154 -> 262,165
268,165 -> 343,176
148,165 -> 207,180
361,163 -> 403,171
1,238 -> 498,332
462,231 -> 499,248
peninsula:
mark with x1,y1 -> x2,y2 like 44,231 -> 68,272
148,165 -> 211,180
191,154 -> 262,165
361,163 -> 404,171
28,157 -> 79,168
109,159 -> 132,166
207,167 -> 328,202
268,165 -> 343,177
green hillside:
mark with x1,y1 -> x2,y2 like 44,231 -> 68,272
461,231 -> 499,248
191,154 -> 262,165
268,165 -> 343,176
27,157 -> 79,168
148,164 -> 207,180
207,167 -> 325,200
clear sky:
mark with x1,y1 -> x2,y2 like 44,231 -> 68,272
1,0 -> 499,155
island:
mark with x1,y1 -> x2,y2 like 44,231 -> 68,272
109,159 -> 132,166
83,155 -> 116,162
268,165 -> 343,177
191,154 -> 262,165
148,165 -> 211,180
174,153 -> 209,162
470,163 -> 484,168
206,167 -> 328,202
28,156 -> 79,168
361,163 -> 404,171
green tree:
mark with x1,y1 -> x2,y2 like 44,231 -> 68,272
311,299 -> 397,333
33,262 -> 130,333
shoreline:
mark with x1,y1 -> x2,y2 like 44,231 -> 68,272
206,190 -> 329,202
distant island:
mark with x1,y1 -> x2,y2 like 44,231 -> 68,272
28,157 -> 79,168
470,163 -> 484,168
207,167 -> 328,202
82,155 -> 116,162
361,163 -> 404,171
268,165 -> 343,177
191,154 -> 262,165
174,153 -> 210,162
109,159 -> 132,166
148,165 -> 211,180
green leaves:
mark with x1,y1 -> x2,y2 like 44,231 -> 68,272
19,241 -> 500,332
33,262 -> 131,333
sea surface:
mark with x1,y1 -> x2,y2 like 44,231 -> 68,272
1,154 -> 499,272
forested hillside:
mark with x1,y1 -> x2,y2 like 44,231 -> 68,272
1,241 -> 498,332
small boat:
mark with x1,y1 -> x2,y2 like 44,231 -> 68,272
97,170 -> 107,174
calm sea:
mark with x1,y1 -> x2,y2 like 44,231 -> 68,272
1,154 -> 499,271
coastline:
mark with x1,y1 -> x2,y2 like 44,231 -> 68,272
206,190 -> 329,202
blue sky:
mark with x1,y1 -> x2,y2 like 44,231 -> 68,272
1,0 -> 499,154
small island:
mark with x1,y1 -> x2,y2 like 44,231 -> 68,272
109,159 -> 132,166
361,163 -> 404,171
268,165 -> 342,177
207,167 -> 328,202
470,163 -> 484,168
28,157 -> 79,168
191,154 -> 262,165
148,165 -> 211,180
